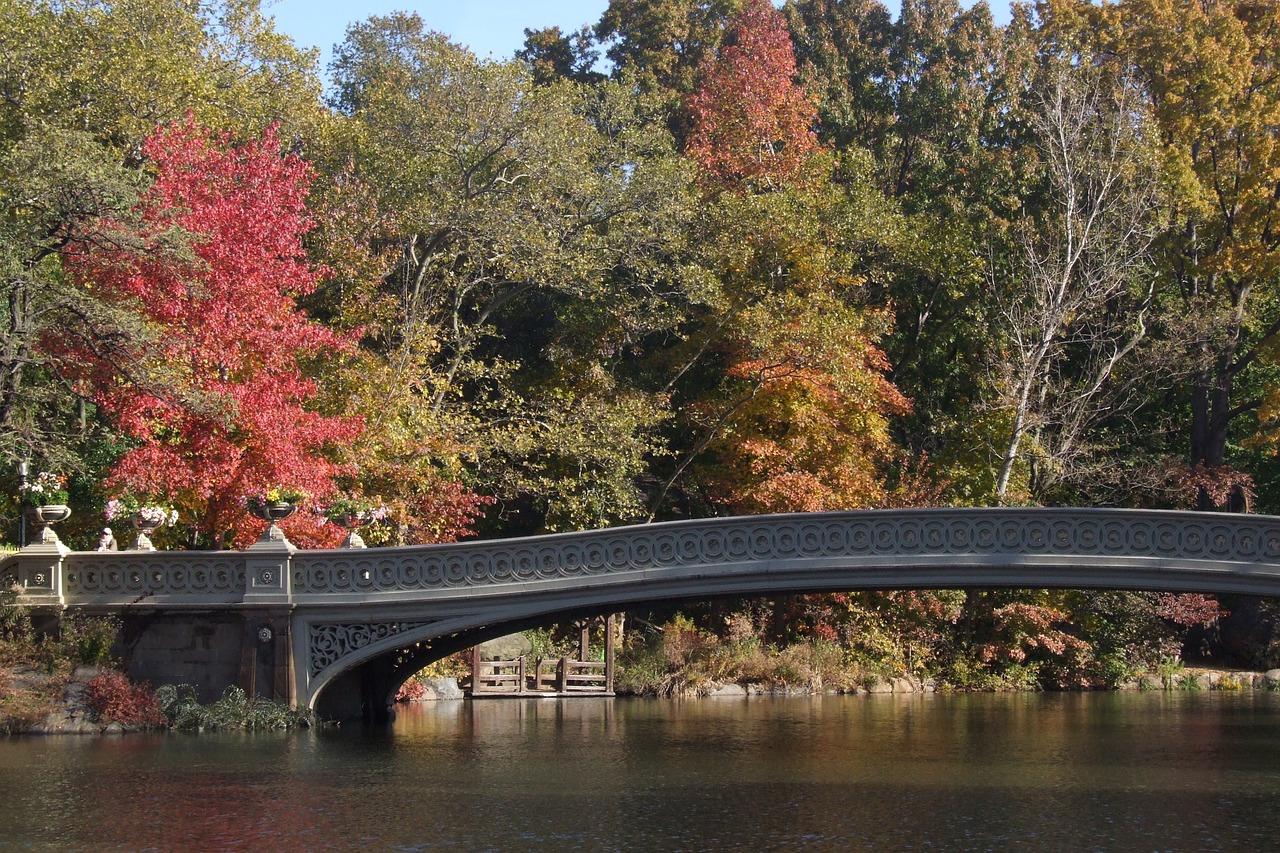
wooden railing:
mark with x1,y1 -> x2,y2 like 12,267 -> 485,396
470,650 -> 613,695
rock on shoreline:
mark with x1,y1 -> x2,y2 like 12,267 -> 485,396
701,668 -> 1280,698
2,666 -> 124,735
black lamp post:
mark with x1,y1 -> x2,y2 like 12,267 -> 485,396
17,459 -> 28,547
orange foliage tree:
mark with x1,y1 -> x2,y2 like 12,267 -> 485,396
703,292 -> 909,513
684,0 -> 821,187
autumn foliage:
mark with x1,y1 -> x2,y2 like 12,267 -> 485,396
705,294 -> 910,513
85,670 -> 166,729
8,0 -> 1280,685
61,120 -> 360,547
684,0 -> 821,186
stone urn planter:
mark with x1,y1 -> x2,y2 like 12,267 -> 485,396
129,513 -> 161,552
248,502 -> 297,544
328,513 -> 369,549
250,502 -> 298,523
26,504 -> 71,545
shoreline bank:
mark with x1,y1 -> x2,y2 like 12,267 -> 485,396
7,666 -> 1280,736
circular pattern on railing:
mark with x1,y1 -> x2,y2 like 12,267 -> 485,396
774,526 -> 798,557
1101,521 -> 1127,551
895,520 -> 921,551
873,521 -> 897,552
468,554 -> 490,583
421,557 -> 444,586
190,567 -> 210,591
308,566 -> 331,592
1235,527 -> 1262,560
679,532 -> 704,562
583,541 -> 608,573
1207,525 -> 1234,558
290,513 -> 1280,593
923,521 -> 948,551
102,568 -> 124,592
560,544 -> 584,574
512,550 -> 537,580
970,519 -> 998,552
606,537 -> 632,569
701,530 -> 725,560
1263,529 -> 1280,560
836,522 -> 860,553
725,528 -> 752,560
797,523 -> 825,557
630,537 -> 652,566
488,550 -> 513,582
1153,522 -> 1182,556
443,555 -> 468,586
353,561 -> 378,591
54,557 -> 242,597
1074,519 -> 1101,553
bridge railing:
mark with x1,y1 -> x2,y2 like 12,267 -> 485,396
8,508 -> 1280,609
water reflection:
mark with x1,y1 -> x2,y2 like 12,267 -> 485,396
1,692 -> 1278,850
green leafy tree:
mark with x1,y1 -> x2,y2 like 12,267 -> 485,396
596,0 -> 745,99
1113,0 -> 1280,508
321,14 -> 699,533
517,25 -> 603,85
0,0 -> 321,151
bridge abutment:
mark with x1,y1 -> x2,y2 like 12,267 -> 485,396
117,608 -> 296,705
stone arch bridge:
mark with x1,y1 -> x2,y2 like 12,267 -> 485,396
6,508 -> 1280,721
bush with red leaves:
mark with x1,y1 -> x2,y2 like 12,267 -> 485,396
85,670 -> 167,729
395,678 -> 427,702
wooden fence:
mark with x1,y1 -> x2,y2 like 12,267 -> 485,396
470,652 -> 613,696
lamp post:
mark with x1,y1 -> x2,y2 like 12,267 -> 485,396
17,459 -> 27,547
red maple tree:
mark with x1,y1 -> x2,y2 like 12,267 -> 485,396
61,119 -> 361,547
684,0 -> 821,186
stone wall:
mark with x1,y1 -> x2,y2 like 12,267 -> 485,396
117,609 -> 293,705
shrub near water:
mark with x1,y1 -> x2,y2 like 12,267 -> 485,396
85,670 -> 166,729
616,614 -> 866,696
155,684 -> 314,731
0,668 -> 65,734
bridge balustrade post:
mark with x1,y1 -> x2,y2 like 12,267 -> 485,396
243,534 -> 296,604
14,536 -> 70,607
239,533 -> 297,704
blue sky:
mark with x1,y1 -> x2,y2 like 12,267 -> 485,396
267,1 -> 614,70
266,1 -> 1009,77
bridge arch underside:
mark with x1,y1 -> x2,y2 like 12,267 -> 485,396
304,553 -> 1280,723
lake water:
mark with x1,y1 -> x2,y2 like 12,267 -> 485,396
1,691 -> 1279,850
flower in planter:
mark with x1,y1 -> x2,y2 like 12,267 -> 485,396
20,471 -> 69,507
325,495 -> 389,525
104,495 -> 179,528
244,486 -> 308,516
